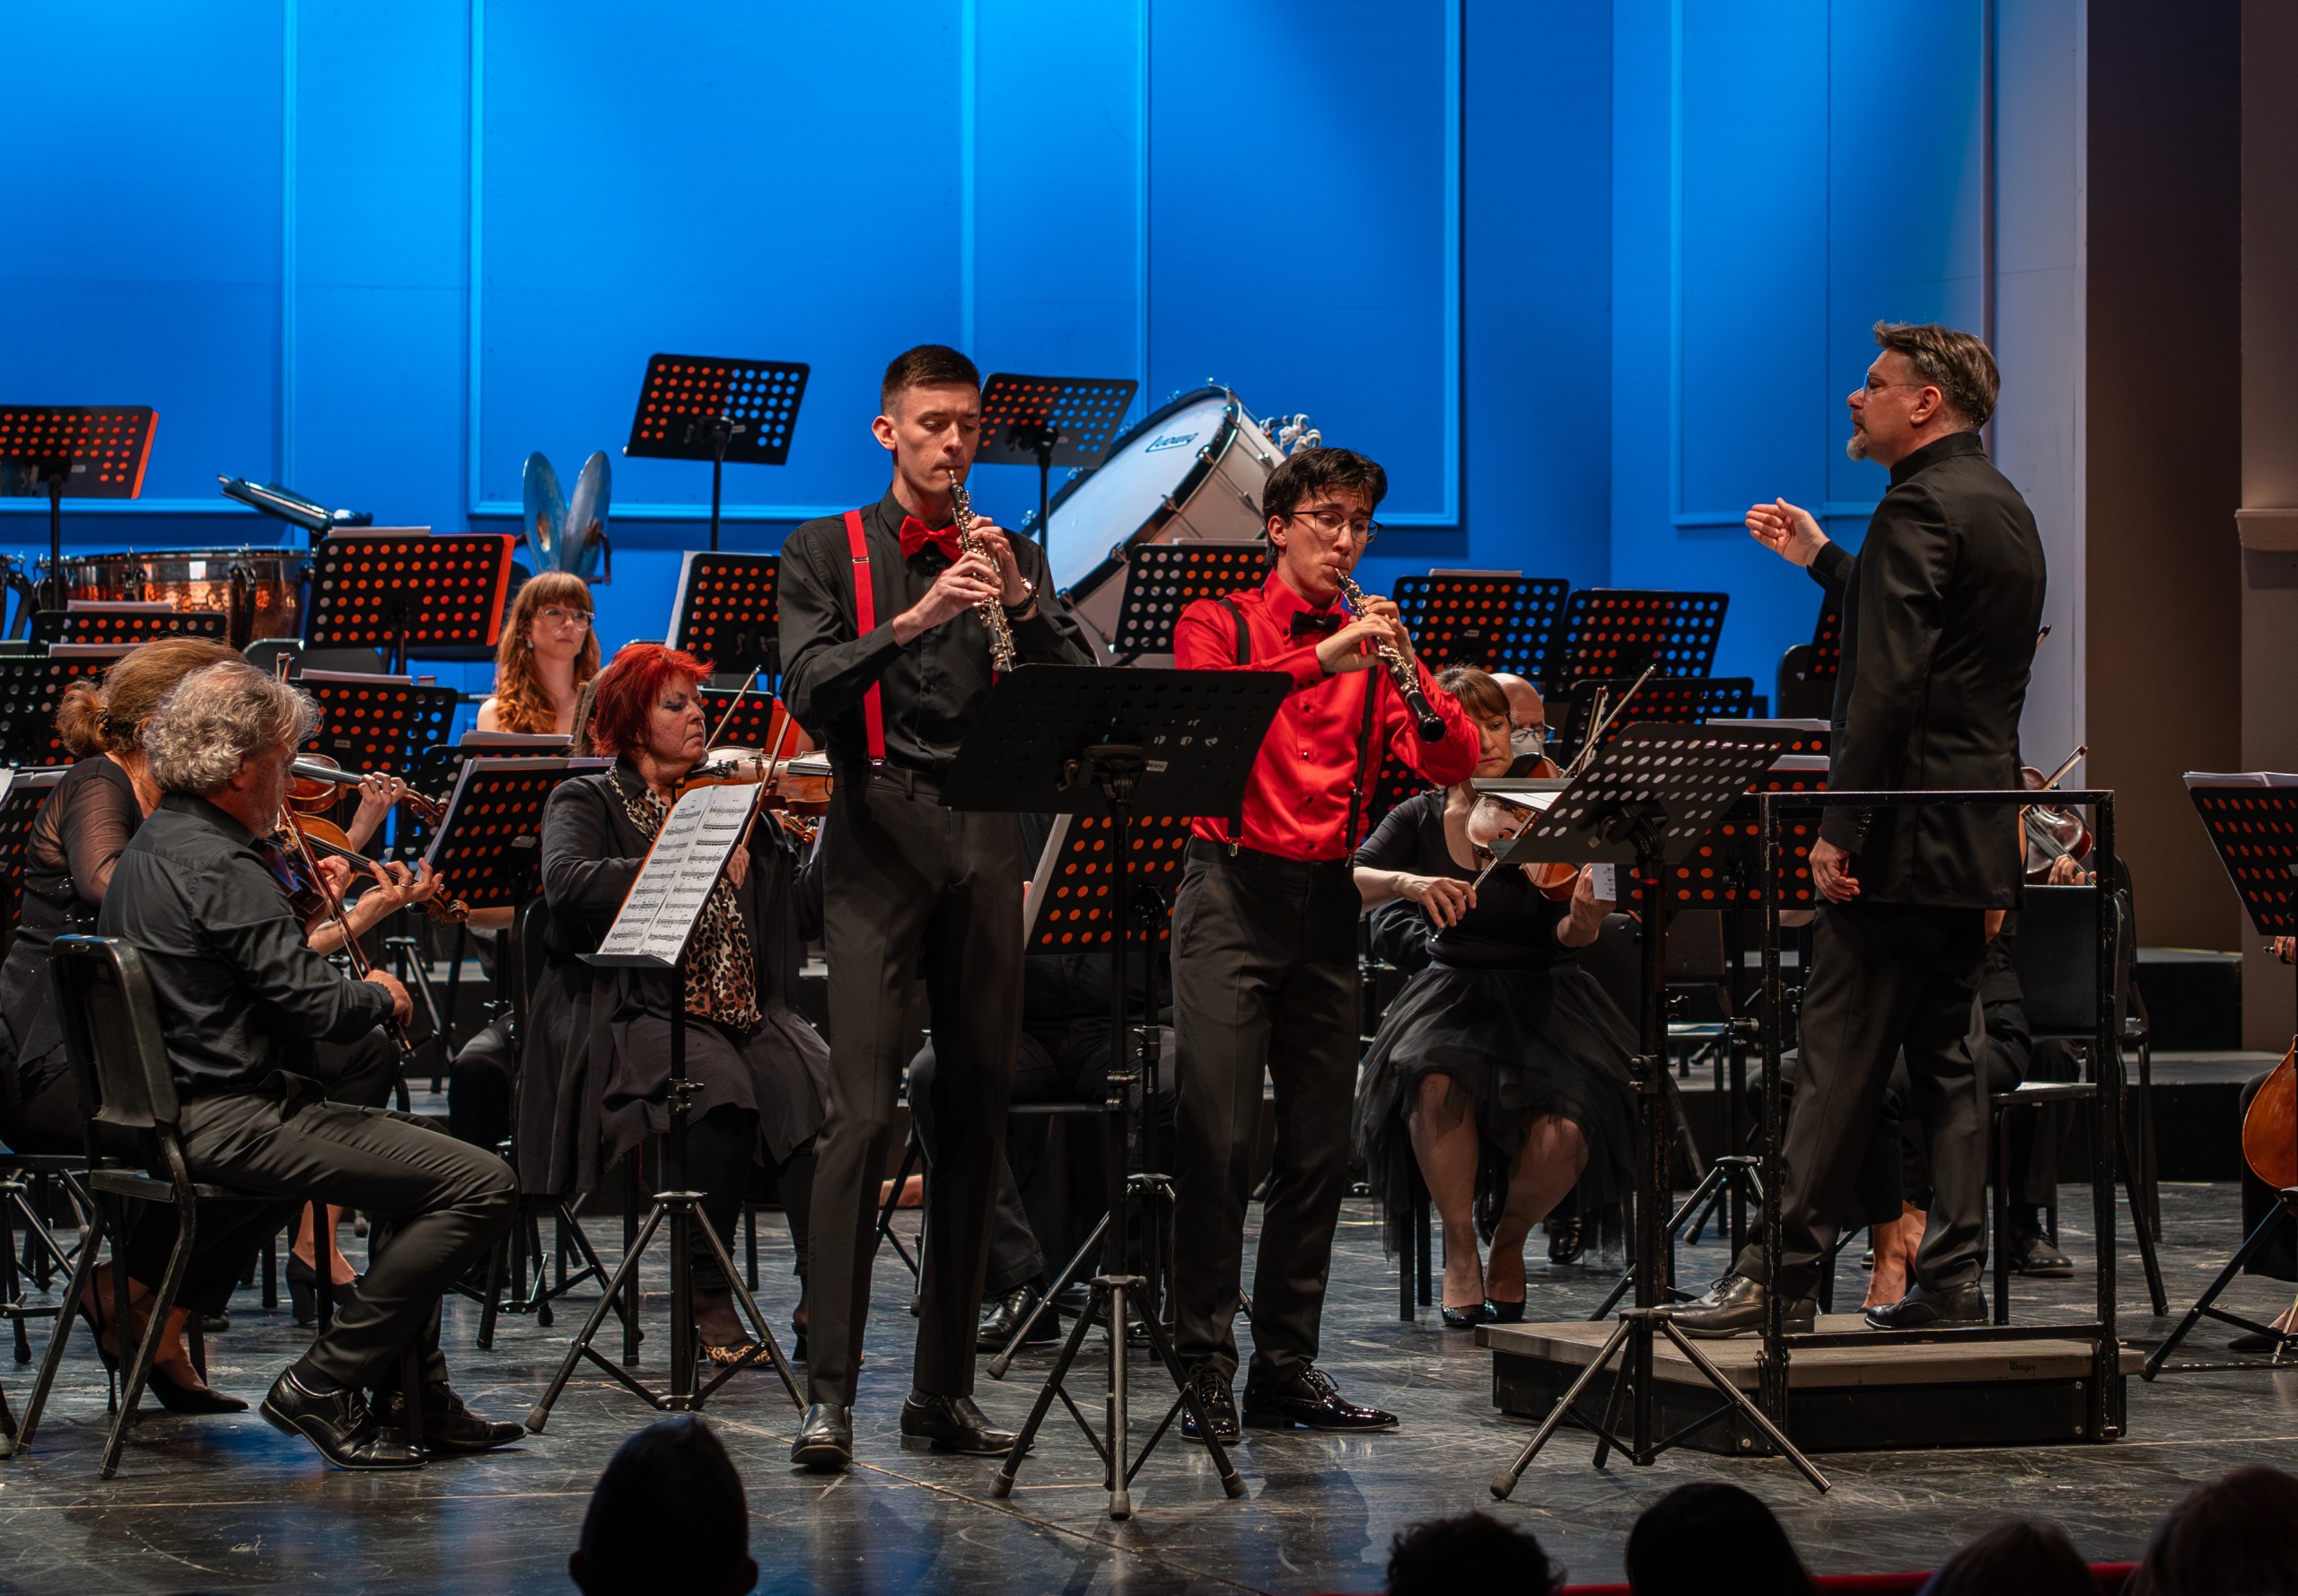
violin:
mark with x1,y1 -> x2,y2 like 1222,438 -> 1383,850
673,669 -> 832,842
2021,745 -> 2092,882
273,806 -> 428,1074
287,755 -> 450,827
1462,664 -> 1660,902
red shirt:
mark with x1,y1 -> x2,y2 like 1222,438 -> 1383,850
1174,569 -> 1479,861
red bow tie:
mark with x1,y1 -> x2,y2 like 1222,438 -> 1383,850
899,516 -> 963,564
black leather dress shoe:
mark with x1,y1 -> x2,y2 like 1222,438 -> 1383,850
899,1391 -> 1016,1455
1241,1366 -> 1397,1433
261,1370 -> 423,1470
791,1402 -> 852,1469
1180,1370 -> 1239,1444
1864,1282 -> 1986,1330
2009,1228 -> 2074,1277
1661,1274 -> 1817,1339
976,1285 -> 1061,1352
380,1381 -> 524,1455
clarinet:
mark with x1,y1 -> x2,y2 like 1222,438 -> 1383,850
948,469 -> 1018,673
1335,574 -> 1446,742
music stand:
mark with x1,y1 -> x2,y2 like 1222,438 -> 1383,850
304,532 -> 513,673
300,670 -> 460,782
942,665 -> 1286,1519
419,756 -> 603,913
623,354 -> 810,552
1555,676 -> 1757,764
0,407 -> 157,609
1393,573 -> 1571,680
671,552 -> 779,684
0,767 -> 66,958
695,688 -> 791,751
527,782 -> 805,1428
0,646 -> 126,767
32,603 -> 228,647
1484,723 -> 1828,1497
978,373 -> 1139,547
1809,601 -> 1843,679
2143,777 -> 2298,1375
1554,590 -> 1730,686
1108,541 -> 1267,662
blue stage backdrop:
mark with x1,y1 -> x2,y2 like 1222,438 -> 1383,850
3,0 -> 1996,708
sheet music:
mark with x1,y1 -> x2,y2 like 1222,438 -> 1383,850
592,784 -> 758,967
2184,771 -> 2298,787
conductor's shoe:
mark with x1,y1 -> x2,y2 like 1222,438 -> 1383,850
1863,1282 -> 1986,1330
791,1402 -> 852,1470
380,1381 -> 524,1455
260,1369 -> 424,1471
976,1285 -> 1060,1353
1180,1369 -> 1239,1445
899,1391 -> 1017,1455
1242,1366 -> 1398,1433
2009,1228 -> 2074,1277
1662,1273 -> 1817,1338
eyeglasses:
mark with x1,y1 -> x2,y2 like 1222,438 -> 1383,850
1285,507 -> 1381,543
538,606 -> 592,629
1859,377 -> 1932,396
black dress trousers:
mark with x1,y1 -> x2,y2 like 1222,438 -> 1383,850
807,766 -> 1024,1406
1170,841 -> 1359,1387
1734,900 -> 1991,1299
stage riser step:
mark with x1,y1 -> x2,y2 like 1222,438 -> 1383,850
1491,1354 -> 2125,1456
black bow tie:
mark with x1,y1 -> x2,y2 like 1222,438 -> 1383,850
1289,609 -> 1343,639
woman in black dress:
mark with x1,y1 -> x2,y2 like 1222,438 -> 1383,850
1352,666 -> 1637,1327
523,643 -> 828,1364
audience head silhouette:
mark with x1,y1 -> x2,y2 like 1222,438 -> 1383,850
1916,1520 -> 2092,1595
1386,1511 -> 1557,1596
569,1416 -> 755,1596
2129,1464 -> 2298,1596
1626,1483 -> 1814,1596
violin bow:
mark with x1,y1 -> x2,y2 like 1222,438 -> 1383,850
704,667 -> 762,752
1566,662 -> 1658,779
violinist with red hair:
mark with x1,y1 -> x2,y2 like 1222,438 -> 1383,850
521,643 -> 829,1364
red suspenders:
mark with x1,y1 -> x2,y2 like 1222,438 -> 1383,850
842,509 -> 887,762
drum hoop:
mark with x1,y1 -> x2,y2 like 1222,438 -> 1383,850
1050,386 -> 1249,601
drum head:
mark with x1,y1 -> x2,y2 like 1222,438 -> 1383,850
1045,388 -> 1239,594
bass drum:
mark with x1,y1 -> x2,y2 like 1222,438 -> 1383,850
50,548 -> 312,649
1043,387 -> 1284,655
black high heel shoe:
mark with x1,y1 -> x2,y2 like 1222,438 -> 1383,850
145,1361 -> 249,1415
1440,1302 -> 1492,1329
1483,1298 -> 1527,1324
286,1256 -> 318,1328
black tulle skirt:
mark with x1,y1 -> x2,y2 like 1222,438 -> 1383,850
1354,960 -> 1639,1257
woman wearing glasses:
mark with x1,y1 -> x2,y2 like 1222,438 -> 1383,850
478,572 -> 600,737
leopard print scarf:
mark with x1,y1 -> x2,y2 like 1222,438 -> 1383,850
619,778 -> 761,1030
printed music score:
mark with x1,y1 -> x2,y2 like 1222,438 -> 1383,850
591,783 -> 756,967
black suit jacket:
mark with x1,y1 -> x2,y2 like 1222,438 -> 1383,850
1809,431 -> 2046,908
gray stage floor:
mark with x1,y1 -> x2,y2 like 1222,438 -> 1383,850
2,1182 -> 2295,1596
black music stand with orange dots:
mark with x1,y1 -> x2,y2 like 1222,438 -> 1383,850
623,354 -> 810,553
0,766 -> 67,956
304,531 -> 514,674
31,603 -> 228,647
1555,675 -> 1756,766
694,685 -> 793,752
976,373 -> 1139,548
299,670 -> 461,789
1393,572 -> 1571,680
1553,589 -> 1730,688
0,645 -> 127,768
1108,540 -> 1267,662
671,552 -> 780,685
2145,778 -> 2298,1375
0,407 -> 158,611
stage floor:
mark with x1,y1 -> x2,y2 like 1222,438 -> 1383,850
4,1183 -> 2296,1595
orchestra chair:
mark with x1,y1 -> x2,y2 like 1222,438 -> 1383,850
0,1153 -> 94,1365
14,935 -> 419,1475
1987,882 -> 2167,1324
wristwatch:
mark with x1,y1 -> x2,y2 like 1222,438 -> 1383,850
1002,577 -> 1038,619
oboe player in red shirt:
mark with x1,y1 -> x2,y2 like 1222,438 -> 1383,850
1167,446 -> 1478,1443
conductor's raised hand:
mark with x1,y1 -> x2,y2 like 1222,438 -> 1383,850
1746,498 -> 1830,568
893,550 -> 1003,641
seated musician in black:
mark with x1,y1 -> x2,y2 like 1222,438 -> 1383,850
101,661 -> 519,1469
1350,665 -> 1638,1327
523,643 -> 828,1365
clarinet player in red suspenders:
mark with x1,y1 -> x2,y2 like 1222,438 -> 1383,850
1167,447 -> 1478,1443
776,346 -> 1094,1470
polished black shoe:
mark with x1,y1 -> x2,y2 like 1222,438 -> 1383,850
1439,1302 -> 1492,1330
1484,1298 -> 1526,1325
380,1381 -> 524,1455
260,1370 -> 423,1470
2009,1228 -> 2074,1277
1241,1366 -> 1398,1433
1662,1274 -> 1817,1339
1547,1215 -> 1586,1267
977,1285 -> 1061,1353
899,1390 -> 1017,1456
791,1401 -> 852,1470
1180,1369 -> 1240,1445
145,1363 -> 249,1415
1863,1282 -> 1986,1330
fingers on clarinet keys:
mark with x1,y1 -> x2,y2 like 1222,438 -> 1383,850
899,1391 -> 1020,1456
1862,1282 -> 1986,1331
1241,1366 -> 1399,1433
1180,1372 -> 1241,1446
260,1369 -> 425,1471
791,1401 -> 853,1471
1662,1273 -> 1817,1339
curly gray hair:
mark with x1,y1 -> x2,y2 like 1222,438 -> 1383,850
142,662 -> 319,796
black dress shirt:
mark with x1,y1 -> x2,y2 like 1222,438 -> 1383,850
1806,430 -> 2047,908
98,794 -> 393,1100
0,757 -> 140,1101
778,489 -> 1094,774
1353,790 -> 1574,970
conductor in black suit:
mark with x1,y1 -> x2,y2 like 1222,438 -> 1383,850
1668,321 -> 2047,1336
